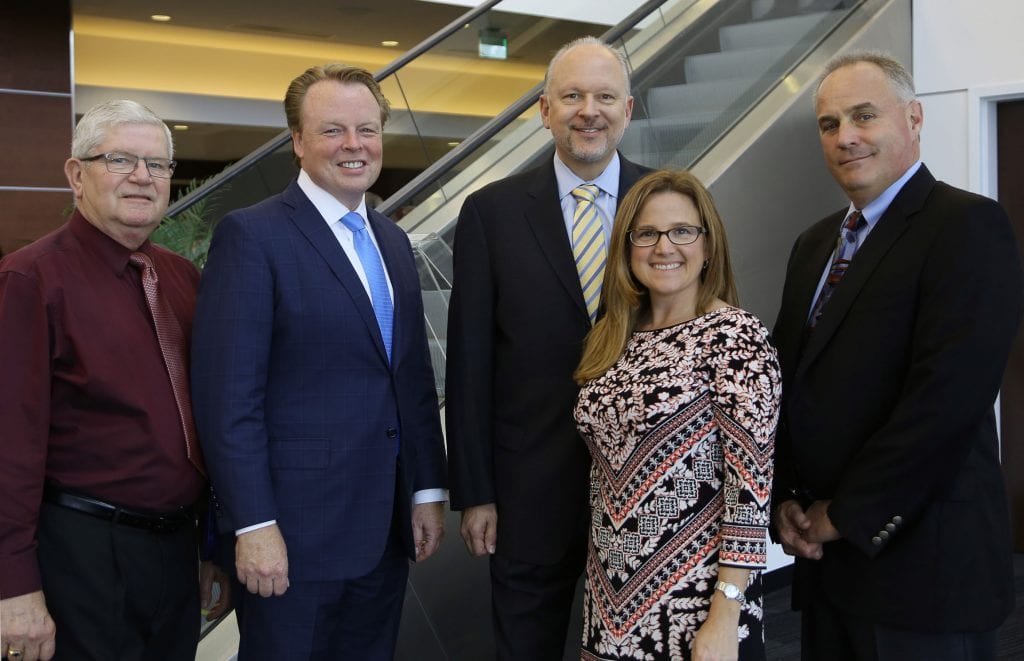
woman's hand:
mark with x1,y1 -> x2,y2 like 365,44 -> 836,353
691,603 -> 740,661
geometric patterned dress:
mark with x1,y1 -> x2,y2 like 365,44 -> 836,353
574,307 -> 782,660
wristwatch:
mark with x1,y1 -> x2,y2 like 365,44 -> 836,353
715,580 -> 746,606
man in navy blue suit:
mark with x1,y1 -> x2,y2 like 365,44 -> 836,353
192,64 -> 447,660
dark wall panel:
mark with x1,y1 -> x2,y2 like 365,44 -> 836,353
0,190 -> 72,256
997,98 -> 1024,550
0,1 -> 73,254
0,95 -> 72,188
0,4 -> 72,92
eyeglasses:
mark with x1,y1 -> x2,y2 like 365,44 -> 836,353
80,152 -> 177,179
628,226 -> 706,247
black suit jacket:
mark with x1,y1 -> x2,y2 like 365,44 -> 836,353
772,165 -> 1022,631
445,154 -> 648,564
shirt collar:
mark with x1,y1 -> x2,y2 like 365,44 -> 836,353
297,169 -> 369,226
552,152 -> 621,202
68,209 -> 150,276
851,160 -> 923,229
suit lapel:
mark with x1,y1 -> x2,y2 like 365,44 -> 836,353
775,217 -> 840,377
284,183 -> 390,365
797,166 -> 936,375
524,164 -> 590,319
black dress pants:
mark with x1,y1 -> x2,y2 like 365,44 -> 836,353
800,572 -> 998,661
37,502 -> 200,661
489,524 -> 588,661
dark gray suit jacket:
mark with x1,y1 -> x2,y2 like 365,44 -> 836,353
445,154 -> 648,564
772,165 -> 1022,630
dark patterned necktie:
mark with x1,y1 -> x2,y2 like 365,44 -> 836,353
807,210 -> 866,329
129,252 -> 206,476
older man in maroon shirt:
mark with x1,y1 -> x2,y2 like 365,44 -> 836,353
0,100 -> 228,661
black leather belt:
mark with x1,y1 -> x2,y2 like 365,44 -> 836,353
43,485 -> 194,534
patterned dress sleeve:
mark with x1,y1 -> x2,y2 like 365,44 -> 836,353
706,311 -> 782,569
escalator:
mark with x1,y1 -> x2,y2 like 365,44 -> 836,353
184,0 -> 912,657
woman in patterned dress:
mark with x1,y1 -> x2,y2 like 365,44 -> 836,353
574,170 -> 781,660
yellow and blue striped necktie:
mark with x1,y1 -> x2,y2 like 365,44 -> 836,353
571,184 -> 606,324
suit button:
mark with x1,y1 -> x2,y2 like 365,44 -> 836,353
872,536 -> 882,546
386,428 -> 398,439
892,515 -> 902,525
879,530 -> 889,540
885,523 -> 896,532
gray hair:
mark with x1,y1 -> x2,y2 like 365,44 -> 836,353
543,36 -> 632,98
71,100 -> 174,159
815,50 -> 916,105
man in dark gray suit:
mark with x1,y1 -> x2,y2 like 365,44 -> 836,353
772,51 -> 1022,660
446,36 -> 648,660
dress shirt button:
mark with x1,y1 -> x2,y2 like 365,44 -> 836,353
386,428 -> 398,439
892,515 -> 902,525
878,530 -> 889,540
872,536 -> 882,546
885,523 -> 896,532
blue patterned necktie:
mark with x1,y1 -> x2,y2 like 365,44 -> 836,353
808,210 -> 866,329
571,184 -> 606,324
340,211 -> 393,362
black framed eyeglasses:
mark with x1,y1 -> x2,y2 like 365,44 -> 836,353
80,152 -> 177,179
628,226 -> 706,247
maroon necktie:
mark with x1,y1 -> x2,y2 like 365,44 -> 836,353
130,252 -> 207,476
807,210 -> 866,329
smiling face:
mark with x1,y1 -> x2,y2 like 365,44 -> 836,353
292,80 -> 383,209
629,190 -> 707,315
815,61 -> 922,208
64,123 -> 172,249
540,43 -> 633,181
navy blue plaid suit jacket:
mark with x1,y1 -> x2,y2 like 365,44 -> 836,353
192,179 -> 446,581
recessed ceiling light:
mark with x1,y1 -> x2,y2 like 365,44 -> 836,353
447,141 -> 460,147
150,14 -> 172,22
381,40 -> 399,47
173,125 -> 189,131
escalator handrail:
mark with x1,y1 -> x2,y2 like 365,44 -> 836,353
376,0 -> 674,219
167,0 -> 504,219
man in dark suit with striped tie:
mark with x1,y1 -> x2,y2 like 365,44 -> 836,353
446,37 -> 649,660
772,50 -> 1022,660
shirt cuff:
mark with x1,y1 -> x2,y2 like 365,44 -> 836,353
413,488 -> 448,505
236,520 -> 277,536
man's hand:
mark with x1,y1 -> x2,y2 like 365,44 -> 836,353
460,503 -> 497,556
803,499 -> 841,544
236,524 -> 289,597
774,499 -> 823,560
1,590 -> 56,661
411,502 -> 445,562
198,560 -> 232,620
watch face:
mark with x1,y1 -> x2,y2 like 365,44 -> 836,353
723,584 -> 739,598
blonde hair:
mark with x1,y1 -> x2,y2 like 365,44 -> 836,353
284,63 -> 390,132
574,170 -> 738,383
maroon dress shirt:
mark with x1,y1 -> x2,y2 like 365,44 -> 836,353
0,211 -> 205,597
